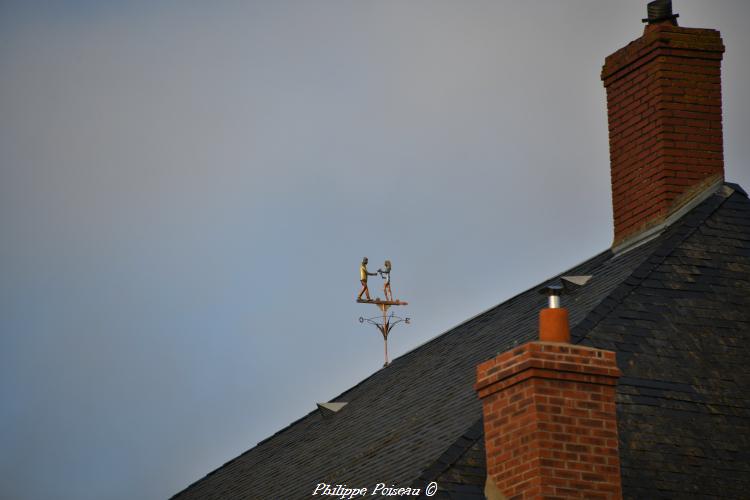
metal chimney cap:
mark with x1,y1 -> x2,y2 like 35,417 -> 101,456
538,276 -> 592,296
538,284 -> 564,309
538,284 -> 563,297
642,0 -> 679,24
538,276 -> 593,309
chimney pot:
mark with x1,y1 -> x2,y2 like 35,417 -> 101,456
642,0 -> 679,25
539,307 -> 570,342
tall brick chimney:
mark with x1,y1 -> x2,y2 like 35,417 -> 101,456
601,0 -> 725,246
475,298 -> 622,498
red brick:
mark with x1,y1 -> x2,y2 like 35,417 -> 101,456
476,342 -> 622,499
602,25 -> 725,246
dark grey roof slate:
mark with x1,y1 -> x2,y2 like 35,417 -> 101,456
581,187 -> 750,499
173,184 -> 750,500
410,419 -> 485,499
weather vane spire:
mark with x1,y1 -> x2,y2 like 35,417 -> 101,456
356,257 -> 409,367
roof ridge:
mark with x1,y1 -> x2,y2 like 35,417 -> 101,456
571,184 -> 736,345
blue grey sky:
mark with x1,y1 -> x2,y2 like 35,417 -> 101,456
2,1 -> 749,499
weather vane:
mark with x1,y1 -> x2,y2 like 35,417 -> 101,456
356,257 -> 409,367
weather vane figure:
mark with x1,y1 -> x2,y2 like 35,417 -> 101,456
378,260 -> 393,301
357,257 -> 378,302
356,257 -> 409,367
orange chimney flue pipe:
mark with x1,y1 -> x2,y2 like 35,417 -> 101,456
539,307 -> 570,343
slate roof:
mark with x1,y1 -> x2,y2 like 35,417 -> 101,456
173,183 -> 750,500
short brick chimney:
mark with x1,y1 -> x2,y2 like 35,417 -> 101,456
601,1 -> 725,246
475,305 -> 622,498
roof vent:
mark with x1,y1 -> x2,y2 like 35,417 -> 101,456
642,0 -> 679,25
316,402 -> 348,418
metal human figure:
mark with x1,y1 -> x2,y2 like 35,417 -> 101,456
358,257 -> 378,301
378,260 -> 393,301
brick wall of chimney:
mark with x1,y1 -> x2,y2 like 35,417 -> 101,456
601,24 -> 725,246
475,342 -> 622,499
